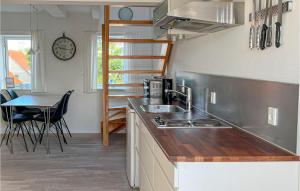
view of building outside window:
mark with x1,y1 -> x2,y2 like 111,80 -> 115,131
5,36 -> 32,89
97,36 -> 125,87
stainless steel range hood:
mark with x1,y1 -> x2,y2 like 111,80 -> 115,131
153,0 -> 245,39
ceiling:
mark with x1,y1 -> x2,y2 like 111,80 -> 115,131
1,0 -> 160,6
1,4 -> 97,14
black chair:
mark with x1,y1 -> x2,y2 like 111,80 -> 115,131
61,90 -> 74,137
0,94 -> 34,152
49,90 -> 74,138
5,89 -> 42,115
34,93 -> 69,152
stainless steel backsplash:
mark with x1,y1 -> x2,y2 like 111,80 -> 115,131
176,71 -> 299,153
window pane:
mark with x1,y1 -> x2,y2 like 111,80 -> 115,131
97,36 -> 125,87
7,38 -> 32,89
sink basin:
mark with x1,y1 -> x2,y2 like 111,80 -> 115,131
153,118 -> 232,129
140,105 -> 186,113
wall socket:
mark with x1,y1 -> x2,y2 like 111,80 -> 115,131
268,107 -> 279,126
210,92 -> 217,104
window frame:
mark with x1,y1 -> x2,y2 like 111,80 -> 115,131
3,35 -> 32,90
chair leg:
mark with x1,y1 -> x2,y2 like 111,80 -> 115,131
34,121 -> 41,134
62,117 -> 72,138
0,124 -> 9,147
54,123 -> 63,152
13,124 -> 19,135
39,123 -> 46,144
20,124 -> 29,152
6,127 -> 11,146
59,121 -> 68,144
17,125 -> 21,137
23,123 -> 34,144
30,121 -> 37,142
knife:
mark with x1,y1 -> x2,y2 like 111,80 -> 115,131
260,0 -> 269,50
275,0 -> 282,48
256,0 -> 262,49
249,0 -> 256,49
266,0 -> 273,47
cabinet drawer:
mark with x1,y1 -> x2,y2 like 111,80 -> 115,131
139,127 -> 155,185
139,159 -> 154,191
153,140 -> 177,187
154,160 -> 174,191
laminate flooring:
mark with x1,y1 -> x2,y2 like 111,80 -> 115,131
1,133 -> 134,191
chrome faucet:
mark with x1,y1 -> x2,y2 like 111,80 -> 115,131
165,85 -> 192,111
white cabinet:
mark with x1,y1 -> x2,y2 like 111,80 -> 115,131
135,114 -> 300,191
136,115 -> 177,191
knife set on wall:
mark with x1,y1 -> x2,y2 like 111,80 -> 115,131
249,0 -> 292,50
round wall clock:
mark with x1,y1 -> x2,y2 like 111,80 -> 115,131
52,33 -> 76,61
118,7 -> 133,20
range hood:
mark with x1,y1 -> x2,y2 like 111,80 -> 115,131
153,0 -> 245,39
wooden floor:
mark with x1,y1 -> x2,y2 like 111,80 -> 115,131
1,133 -> 134,191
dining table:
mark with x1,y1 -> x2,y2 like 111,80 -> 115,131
1,94 -> 62,154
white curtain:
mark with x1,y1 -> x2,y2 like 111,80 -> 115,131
0,36 -> 5,89
83,32 -> 98,93
31,31 -> 46,93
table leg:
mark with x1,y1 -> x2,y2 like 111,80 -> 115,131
46,107 -> 50,154
5,106 -> 14,153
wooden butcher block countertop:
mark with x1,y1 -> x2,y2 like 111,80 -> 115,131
128,98 -> 300,162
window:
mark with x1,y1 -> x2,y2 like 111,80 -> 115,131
3,35 -> 32,89
96,36 -> 126,88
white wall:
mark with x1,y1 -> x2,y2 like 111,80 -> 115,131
168,1 -> 300,84
1,7 -> 154,133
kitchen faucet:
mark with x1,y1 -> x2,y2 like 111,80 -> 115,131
165,85 -> 192,111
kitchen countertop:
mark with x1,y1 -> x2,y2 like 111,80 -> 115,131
128,98 -> 300,162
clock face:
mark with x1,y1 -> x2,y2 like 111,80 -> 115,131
52,36 -> 76,61
118,7 -> 133,20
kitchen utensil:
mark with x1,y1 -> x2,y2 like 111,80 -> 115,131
249,0 -> 257,49
275,0 -> 283,48
256,0 -> 262,49
260,0 -> 270,50
266,0 -> 273,47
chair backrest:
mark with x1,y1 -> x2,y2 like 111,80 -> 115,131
51,93 -> 69,122
5,89 -> 18,99
63,90 -> 74,115
1,94 -> 9,121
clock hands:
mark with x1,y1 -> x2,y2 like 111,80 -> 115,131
58,46 -> 72,51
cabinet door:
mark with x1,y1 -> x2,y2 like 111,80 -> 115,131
139,159 -> 154,191
154,161 -> 174,191
139,125 -> 155,185
135,119 -> 140,152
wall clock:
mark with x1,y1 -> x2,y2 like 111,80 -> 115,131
52,33 -> 76,61
118,7 -> 133,20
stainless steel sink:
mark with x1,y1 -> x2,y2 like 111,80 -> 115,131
140,105 -> 186,113
153,118 -> 232,129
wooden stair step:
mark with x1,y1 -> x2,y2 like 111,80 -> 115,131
109,39 -> 170,43
109,117 -> 126,124
110,55 -> 165,59
109,70 -> 162,74
109,106 -> 127,111
109,20 -> 153,26
109,83 -> 144,88
108,94 -> 144,99
109,110 -> 125,120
